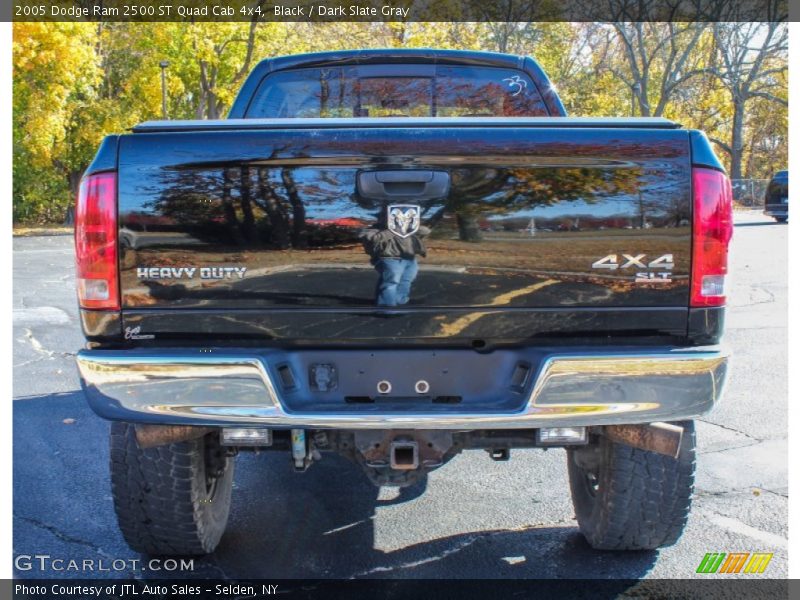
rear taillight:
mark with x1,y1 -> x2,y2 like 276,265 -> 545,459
75,172 -> 119,310
691,167 -> 733,307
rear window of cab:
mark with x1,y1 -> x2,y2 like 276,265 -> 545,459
245,65 -> 550,118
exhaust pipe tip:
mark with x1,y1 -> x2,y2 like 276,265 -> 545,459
604,422 -> 684,458
134,424 -> 213,449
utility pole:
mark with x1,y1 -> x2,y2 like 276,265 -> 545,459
159,60 -> 170,119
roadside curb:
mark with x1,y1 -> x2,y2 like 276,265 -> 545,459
13,228 -> 73,238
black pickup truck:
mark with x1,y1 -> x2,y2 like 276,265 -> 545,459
75,49 -> 732,556
763,170 -> 788,223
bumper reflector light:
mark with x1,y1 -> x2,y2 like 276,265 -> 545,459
536,427 -> 588,445
221,427 -> 272,446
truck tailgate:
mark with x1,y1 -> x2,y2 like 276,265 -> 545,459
117,118 -> 692,343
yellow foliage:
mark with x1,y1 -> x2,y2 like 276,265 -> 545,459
11,21 -> 789,223
13,22 -> 100,167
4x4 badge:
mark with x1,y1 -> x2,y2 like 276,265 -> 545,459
592,254 -> 674,270
592,253 -> 674,284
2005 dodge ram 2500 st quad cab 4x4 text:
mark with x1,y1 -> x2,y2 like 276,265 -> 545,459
75,49 -> 732,556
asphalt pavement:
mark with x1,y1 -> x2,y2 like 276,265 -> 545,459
12,212 -> 788,580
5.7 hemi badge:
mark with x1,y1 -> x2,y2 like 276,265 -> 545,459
136,266 -> 247,280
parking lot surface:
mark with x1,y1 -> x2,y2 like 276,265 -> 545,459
12,212 -> 787,579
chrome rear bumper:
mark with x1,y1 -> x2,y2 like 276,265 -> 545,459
77,347 -> 728,429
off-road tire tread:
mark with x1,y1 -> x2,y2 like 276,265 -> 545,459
109,422 -> 233,556
568,421 -> 695,550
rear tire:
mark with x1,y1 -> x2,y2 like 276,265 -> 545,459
110,422 -> 234,555
775,217 -> 787,223
567,421 -> 695,550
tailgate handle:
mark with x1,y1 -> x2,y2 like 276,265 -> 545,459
357,170 -> 450,200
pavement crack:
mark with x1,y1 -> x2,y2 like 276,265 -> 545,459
759,488 -> 789,499
694,489 -> 743,499
694,486 -> 789,500
14,513 -> 129,570
729,286 -> 775,309
23,328 -> 54,358
18,329 -> 75,362
16,514 -> 100,550
697,440 -> 762,455
698,418 -> 763,442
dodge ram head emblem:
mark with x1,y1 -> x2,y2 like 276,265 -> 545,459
387,205 -> 421,238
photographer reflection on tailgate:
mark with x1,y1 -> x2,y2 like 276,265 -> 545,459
361,204 -> 431,306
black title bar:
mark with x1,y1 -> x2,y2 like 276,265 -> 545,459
5,579 -> 794,600
8,0 -> 791,22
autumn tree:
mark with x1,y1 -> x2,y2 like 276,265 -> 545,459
11,20 -> 789,223
13,22 -> 101,221
587,22 -> 710,117
706,20 -> 788,180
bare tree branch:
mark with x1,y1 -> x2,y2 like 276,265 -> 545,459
709,15 -> 788,177
709,137 -> 732,155
607,22 -> 708,117
749,91 -> 788,106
